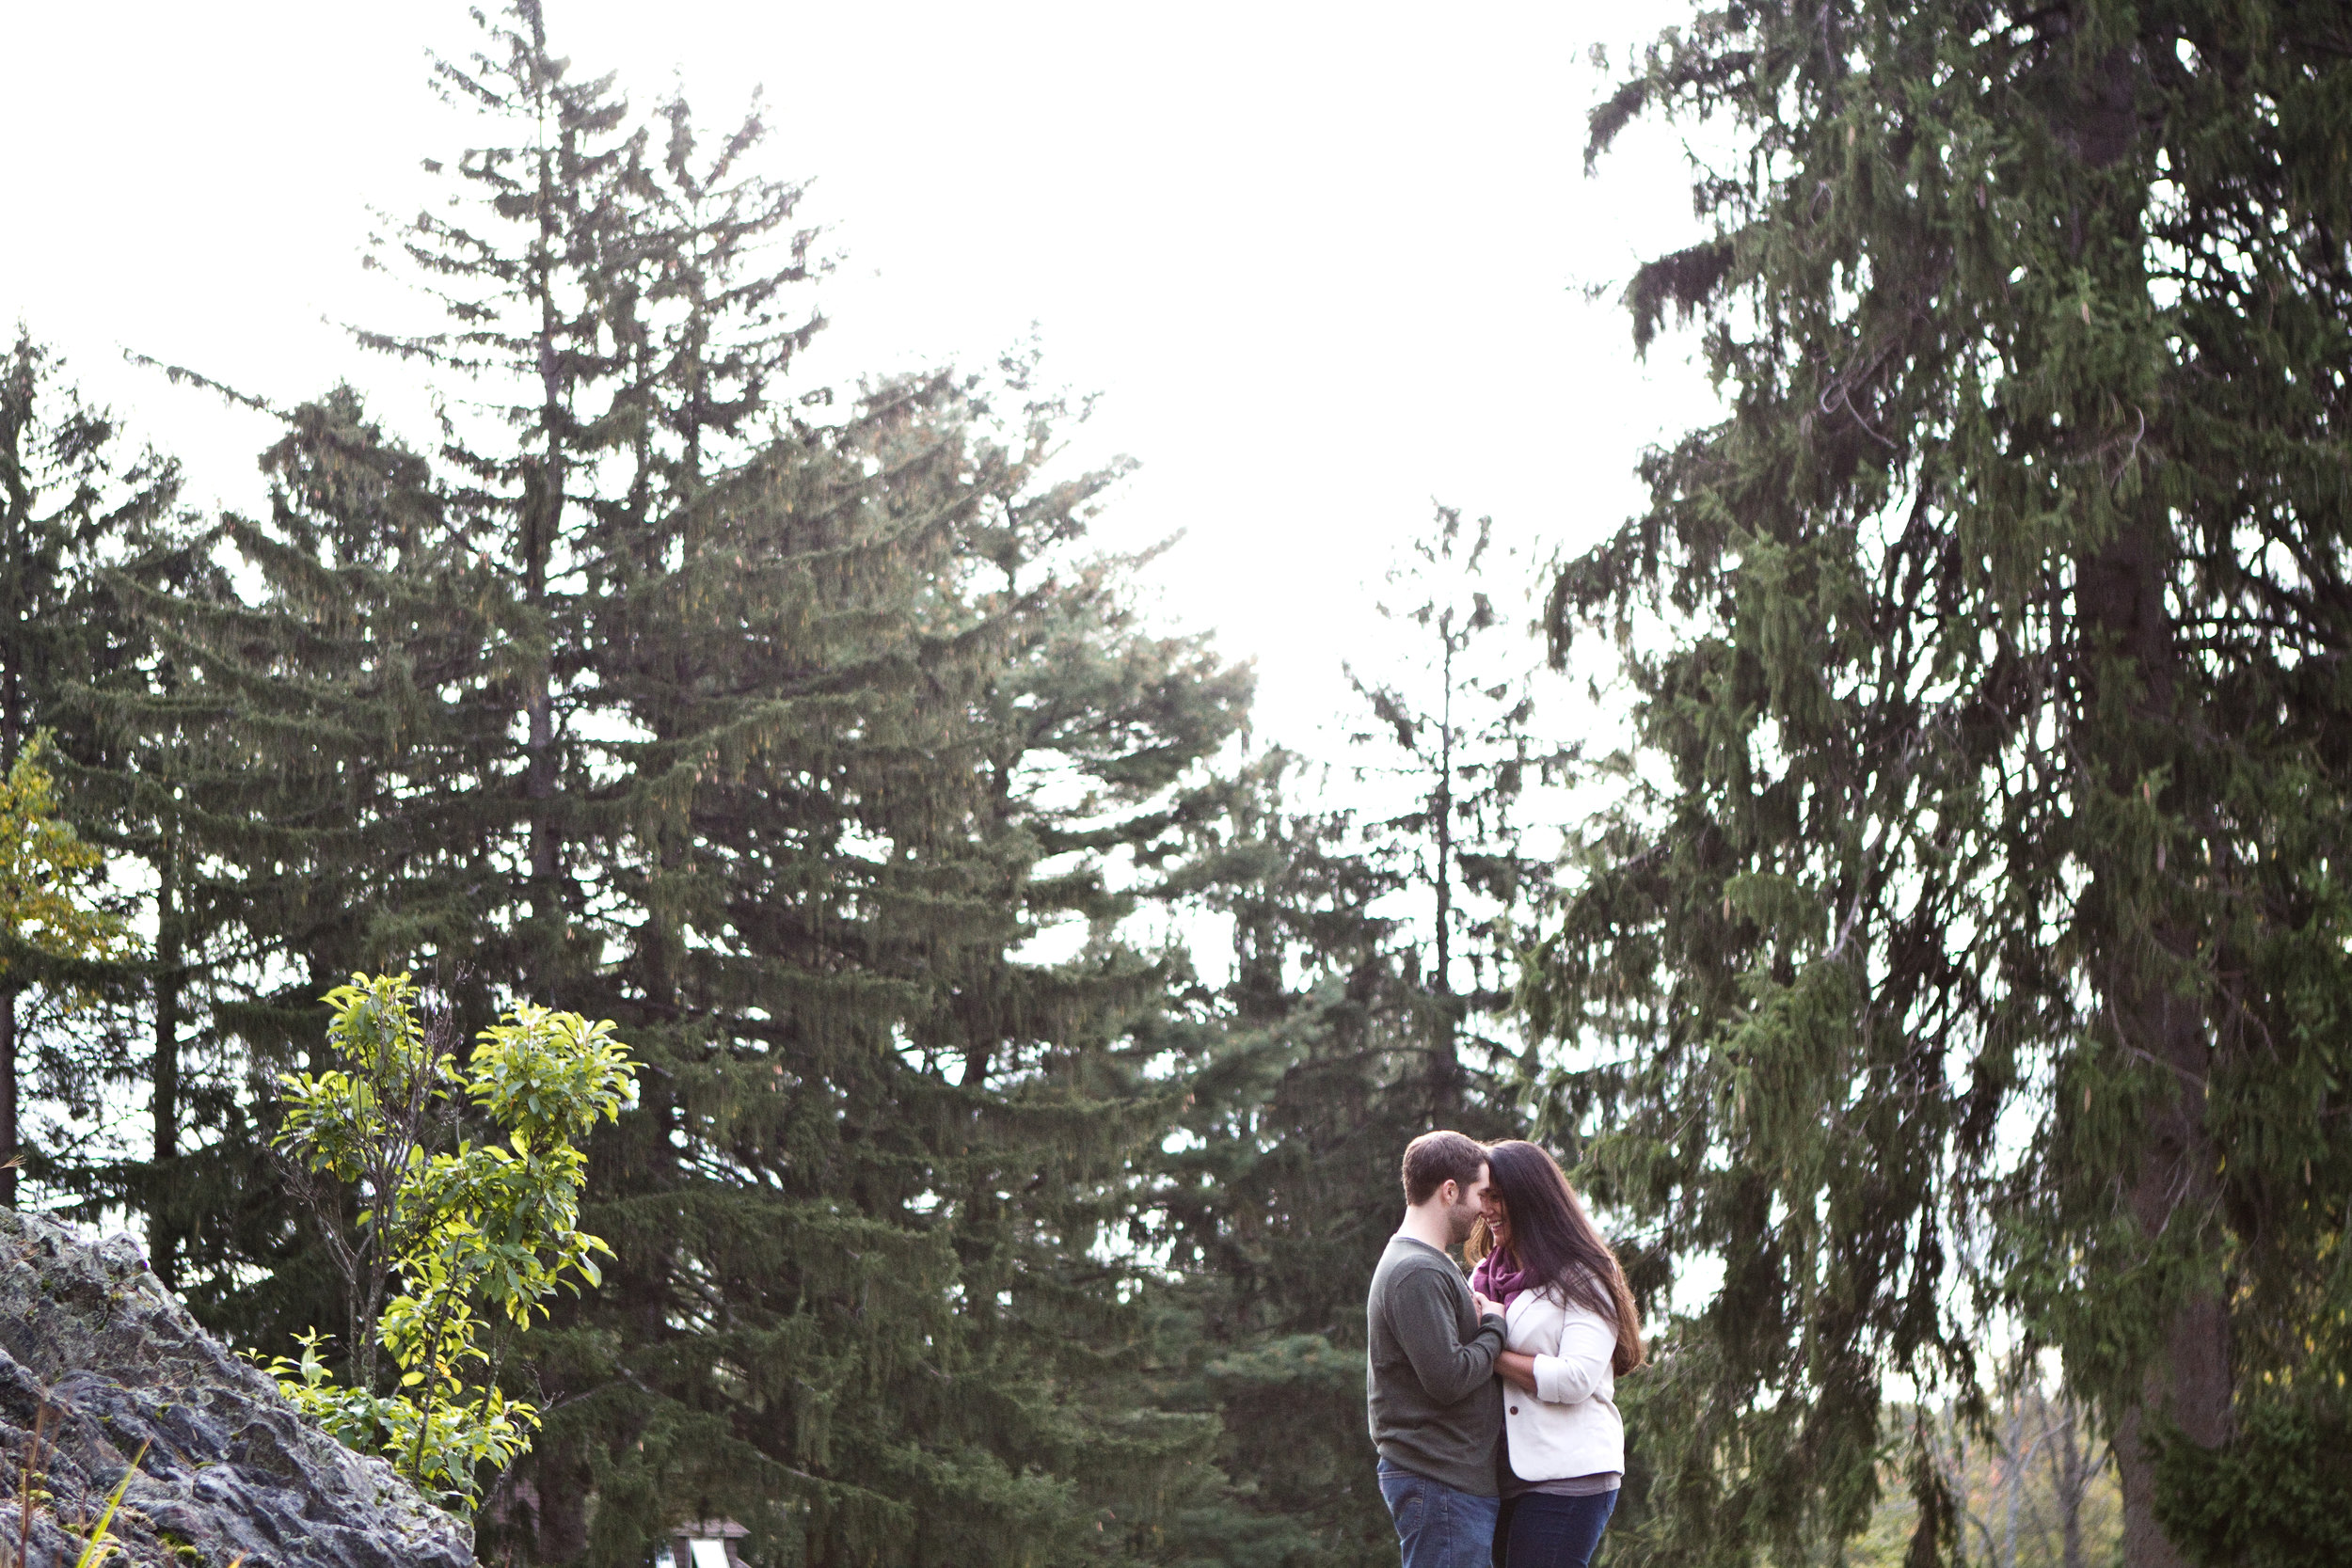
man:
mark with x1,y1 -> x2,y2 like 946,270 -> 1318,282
1367,1130 -> 1508,1568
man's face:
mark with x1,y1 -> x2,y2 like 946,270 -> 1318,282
1446,1163 -> 1492,1246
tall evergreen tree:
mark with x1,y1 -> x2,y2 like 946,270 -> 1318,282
0,332 -> 182,1212
94,0 -> 803,1335
1150,750 -> 1424,1567
117,9 -> 1261,1562
71,504 -> 240,1291
1525,5 -> 2352,1564
372,0 -> 648,991
484,370 -> 1253,1568
1147,516 -> 1568,1563
1344,506 -> 1570,1118
97,382 -> 508,1321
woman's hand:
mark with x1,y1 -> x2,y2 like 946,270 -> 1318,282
1496,1351 -> 1538,1394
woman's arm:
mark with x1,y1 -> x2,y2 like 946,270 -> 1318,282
1497,1350 -> 1539,1393
1531,1312 -> 1615,1405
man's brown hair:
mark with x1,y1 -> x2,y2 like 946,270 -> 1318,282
1401,1130 -> 1486,1206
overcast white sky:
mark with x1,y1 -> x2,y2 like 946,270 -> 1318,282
4,0 -> 1719,759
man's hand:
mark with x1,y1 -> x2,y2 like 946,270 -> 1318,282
1472,1290 -> 1505,1320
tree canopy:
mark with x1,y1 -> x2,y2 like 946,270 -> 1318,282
12,2 -> 2346,1565
1529,3 -> 2352,1564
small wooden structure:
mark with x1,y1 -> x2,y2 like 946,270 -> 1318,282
655,1518 -> 749,1568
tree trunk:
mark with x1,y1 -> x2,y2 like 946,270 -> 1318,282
2001,1396 -> 2023,1568
151,843 -> 182,1284
1426,621 -> 1459,1119
2077,525 -> 2233,1568
2112,1051 -> 2233,1565
525,112 -> 568,914
2039,34 -> 2231,1562
525,1433 -> 591,1564
522,455 -> 561,898
2049,1395 -> 2089,1568
0,987 -> 16,1209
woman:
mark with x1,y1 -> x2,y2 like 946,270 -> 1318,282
1466,1140 -> 1645,1568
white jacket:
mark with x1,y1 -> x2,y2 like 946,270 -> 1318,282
1498,1284 -> 1624,1481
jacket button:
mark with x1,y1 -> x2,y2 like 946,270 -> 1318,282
1509,1406 -> 1519,1415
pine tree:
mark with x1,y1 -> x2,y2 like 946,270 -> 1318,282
0,740 -> 133,1199
1344,506 -> 1569,1120
72,522 -> 242,1291
1150,750 -> 1423,1567
100,0 -> 803,1335
100,383 -> 512,1323
480,368 -> 1253,1566
1146,512 -> 1569,1561
0,332 -> 181,1211
115,8 -> 1261,1560
1525,5 -> 2352,1563
358,3 -> 825,1006
373,1 -> 646,992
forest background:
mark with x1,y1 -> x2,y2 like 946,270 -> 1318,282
6,4 -> 2350,1568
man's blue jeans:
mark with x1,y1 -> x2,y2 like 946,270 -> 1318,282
1377,1458 -> 1501,1568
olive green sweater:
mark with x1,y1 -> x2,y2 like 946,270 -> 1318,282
1365,1235 -> 1507,1495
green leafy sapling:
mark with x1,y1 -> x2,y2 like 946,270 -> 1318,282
0,735 -> 136,1206
267,973 -> 634,1511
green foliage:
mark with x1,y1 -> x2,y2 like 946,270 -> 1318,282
1148,647 -> 1553,1562
0,331 -> 183,1216
1526,2 -> 2352,1563
1148,757 -> 1422,1566
269,1325 -> 539,1509
2151,1396 -> 2352,1568
5,4 -> 1608,1561
0,737 -> 128,981
267,973 -> 634,1511
1343,507 -> 1571,1117
0,735 -> 136,1211
99,9 -> 1263,1560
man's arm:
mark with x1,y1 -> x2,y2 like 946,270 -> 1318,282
1387,1263 -> 1506,1404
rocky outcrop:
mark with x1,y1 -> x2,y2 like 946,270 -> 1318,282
0,1210 -> 471,1568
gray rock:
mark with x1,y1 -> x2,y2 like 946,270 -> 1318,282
0,1210 -> 472,1568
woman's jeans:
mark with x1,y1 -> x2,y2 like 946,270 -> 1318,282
1496,1489 -> 1618,1568
1377,1459 -> 1502,1568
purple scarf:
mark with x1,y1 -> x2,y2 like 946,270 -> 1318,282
1470,1245 -> 1532,1307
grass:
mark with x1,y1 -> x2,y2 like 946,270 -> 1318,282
67,1441 -> 148,1568
8,1401 -> 237,1568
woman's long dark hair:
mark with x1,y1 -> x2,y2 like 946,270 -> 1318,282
1466,1140 -> 1646,1375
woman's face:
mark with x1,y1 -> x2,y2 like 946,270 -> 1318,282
1484,1191 -> 1511,1250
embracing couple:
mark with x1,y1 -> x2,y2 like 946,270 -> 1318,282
1367,1131 -> 1645,1568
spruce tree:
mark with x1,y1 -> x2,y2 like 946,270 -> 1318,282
119,8 -> 1261,1560
1525,5 -> 2352,1563
1150,750 -> 1423,1567
1148,515 -> 1568,1562
72,534 -> 243,1291
1344,506 -> 1569,1120
102,0 -> 805,1338
0,332 -> 182,1212
100,383 -> 511,1323
372,1 -> 645,993
484,370 -> 1252,1567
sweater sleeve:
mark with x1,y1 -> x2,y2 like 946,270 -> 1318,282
1388,1263 -> 1506,1404
1531,1309 -> 1615,1406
